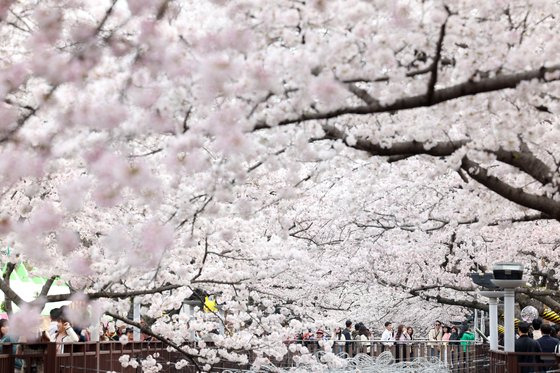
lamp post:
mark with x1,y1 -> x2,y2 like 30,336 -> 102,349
479,290 -> 503,351
491,263 -> 525,353
471,273 -> 503,351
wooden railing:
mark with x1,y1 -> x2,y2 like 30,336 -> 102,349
3,340 -> 555,372
0,341 -> 178,373
490,349 -> 560,373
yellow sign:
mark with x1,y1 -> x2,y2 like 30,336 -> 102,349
204,296 -> 218,313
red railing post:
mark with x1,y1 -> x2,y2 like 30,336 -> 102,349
44,342 -> 57,373
506,352 -> 517,373
6,343 -> 15,373
96,342 -> 100,373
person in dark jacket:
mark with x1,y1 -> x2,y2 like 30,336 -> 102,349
537,324 -> 559,352
343,320 -> 352,355
449,326 -> 460,345
536,323 -> 559,370
516,321 -> 542,373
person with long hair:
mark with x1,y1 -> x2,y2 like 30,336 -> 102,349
394,324 -> 410,362
358,325 -> 371,354
406,326 -> 414,340
333,327 -> 346,355
406,326 -> 415,359
1,319 -> 24,372
442,325 -> 451,341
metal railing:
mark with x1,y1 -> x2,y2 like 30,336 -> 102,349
288,339 -> 488,372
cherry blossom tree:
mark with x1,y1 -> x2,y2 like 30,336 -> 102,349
1,0 -> 560,370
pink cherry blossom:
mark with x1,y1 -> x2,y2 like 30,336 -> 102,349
8,305 -> 42,341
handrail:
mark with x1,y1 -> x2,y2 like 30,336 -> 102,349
286,339 -> 479,343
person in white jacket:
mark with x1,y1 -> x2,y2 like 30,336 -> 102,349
332,327 -> 347,355
51,317 -> 79,353
381,321 -> 394,350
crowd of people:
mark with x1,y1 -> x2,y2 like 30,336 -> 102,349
294,317 -> 560,368
515,319 -> 560,372
294,319 -> 478,359
0,306 -> 156,373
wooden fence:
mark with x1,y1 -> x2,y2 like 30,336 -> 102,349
1,340 -> 559,372
489,349 -> 560,373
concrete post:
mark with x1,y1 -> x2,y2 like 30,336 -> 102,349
503,288 -> 515,352
488,298 -> 499,350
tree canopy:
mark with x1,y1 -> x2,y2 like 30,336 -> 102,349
1,0 -> 560,370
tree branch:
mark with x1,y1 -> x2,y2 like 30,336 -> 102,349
0,277 -> 25,306
105,311 -> 202,372
190,236 -> 209,282
427,18 -> 449,102
341,64 -> 434,84
39,276 -> 57,298
346,83 -> 378,106
2,262 -> 16,313
255,64 -> 560,130
43,284 -> 185,303
493,147 -> 553,186
461,157 -> 560,220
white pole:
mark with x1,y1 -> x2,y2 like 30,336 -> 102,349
133,297 -> 141,341
90,321 -> 100,342
488,298 -> 498,350
481,310 -> 486,337
181,303 -> 196,341
219,310 -> 225,335
503,289 -> 515,352
474,310 -> 479,341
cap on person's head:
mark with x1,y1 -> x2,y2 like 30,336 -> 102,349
345,320 -> 352,327
518,321 -> 530,334
540,323 -> 552,335
532,318 -> 543,330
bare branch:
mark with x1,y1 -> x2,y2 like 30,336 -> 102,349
0,277 -> 25,306
39,276 -> 57,297
346,83 -> 378,106
255,64 -> 560,130
341,64 -> 433,84
105,311 -> 202,372
461,157 -> 560,220
190,236 -> 209,282
42,284 -> 184,303
427,17 -> 449,102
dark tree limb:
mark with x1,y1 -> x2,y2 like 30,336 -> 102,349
460,157 -> 560,220
39,276 -> 57,298
43,283 -> 185,303
190,236 -> 209,282
346,83 -> 378,106
493,148 -> 553,186
427,18 -> 449,102
342,64 -> 433,84
2,262 -> 16,313
254,64 -> 560,130
105,311 -> 202,372
0,277 -> 25,306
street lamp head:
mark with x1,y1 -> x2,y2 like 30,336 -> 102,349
470,273 -> 499,289
491,262 -> 525,288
